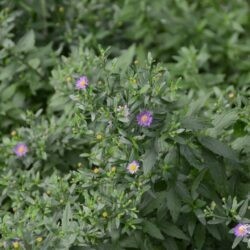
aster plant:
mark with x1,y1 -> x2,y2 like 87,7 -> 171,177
0,47 -> 249,250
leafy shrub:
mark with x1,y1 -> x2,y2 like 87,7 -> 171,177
0,0 -> 250,249
0,7 -> 58,132
5,0 -> 250,85
0,47 -> 249,249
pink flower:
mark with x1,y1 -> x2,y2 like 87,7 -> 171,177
136,110 -> 153,127
233,223 -> 249,237
127,161 -> 140,174
75,76 -> 89,90
14,143 -> 28,157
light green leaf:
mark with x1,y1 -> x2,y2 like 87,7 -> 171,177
62,203 -> 72,231
232,237 -> 242,249
1,84 -> 17,101
16,30 -> 35,52
239,199 -> 249,218
113,44 -> 135,74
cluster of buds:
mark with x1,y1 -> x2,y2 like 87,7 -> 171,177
117,105 -> 130,122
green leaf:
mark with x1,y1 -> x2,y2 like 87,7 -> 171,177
194,224 -> 206,250
62,203 -> 73,231
232,237 -> 242,249
143,147 -> 157,174
232,136 -> 250,153
1,84 -> 17,101
212,110 -> 238,132
166,188 -> 181,222
198,136 -> 238,161
120,236 -> 138,248
239,199 -> 248,218
16,30 -> 35,52
161,223 -> 189,241
180,144 -> 202,169
187,93 -> 210,115
0,64 -> 17,80
194,209 -> 206,225
207,225 -> 221,240
202,150 -> 227,193
143,220 -> 164,240
207,218 -> 226,225
113,44 -> 135,74
139,84 -> 150,94
187,215 -> 196,237
181,116 -> 210,131
162,238 -> 178,250
191,169 -> 207,199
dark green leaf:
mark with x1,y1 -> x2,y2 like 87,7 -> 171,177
161,223 -> 189,241
180,144 -> 202,169
166,188 -> 181,222
143,147 -> 157,174
194,224 -> 206,250
199,136 -> 238,161
143,220 -> 164,240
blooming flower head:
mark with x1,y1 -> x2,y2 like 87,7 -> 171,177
137,110 -> 153,127
14,143 -> 28,157
233,223 -> 249,237
75,76 -> 89,90
127,161 -> 140,174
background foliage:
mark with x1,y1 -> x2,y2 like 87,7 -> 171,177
0,0 -> 249,249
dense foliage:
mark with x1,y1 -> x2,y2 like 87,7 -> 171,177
0,0 -> 249,249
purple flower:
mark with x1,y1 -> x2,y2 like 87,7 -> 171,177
127,161 -> 140,174
233,223 -> 249,237
14,143 -> 28,157
75,76 -> 89,90
137,110 -> 153,127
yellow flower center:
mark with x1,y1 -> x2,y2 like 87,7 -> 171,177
238,225 -> 246,234
129,164 -> 137,172
17,146 -> 25,154
79,79 -> 87,88
141,115 -> 148,123
12,242 -> 20,249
